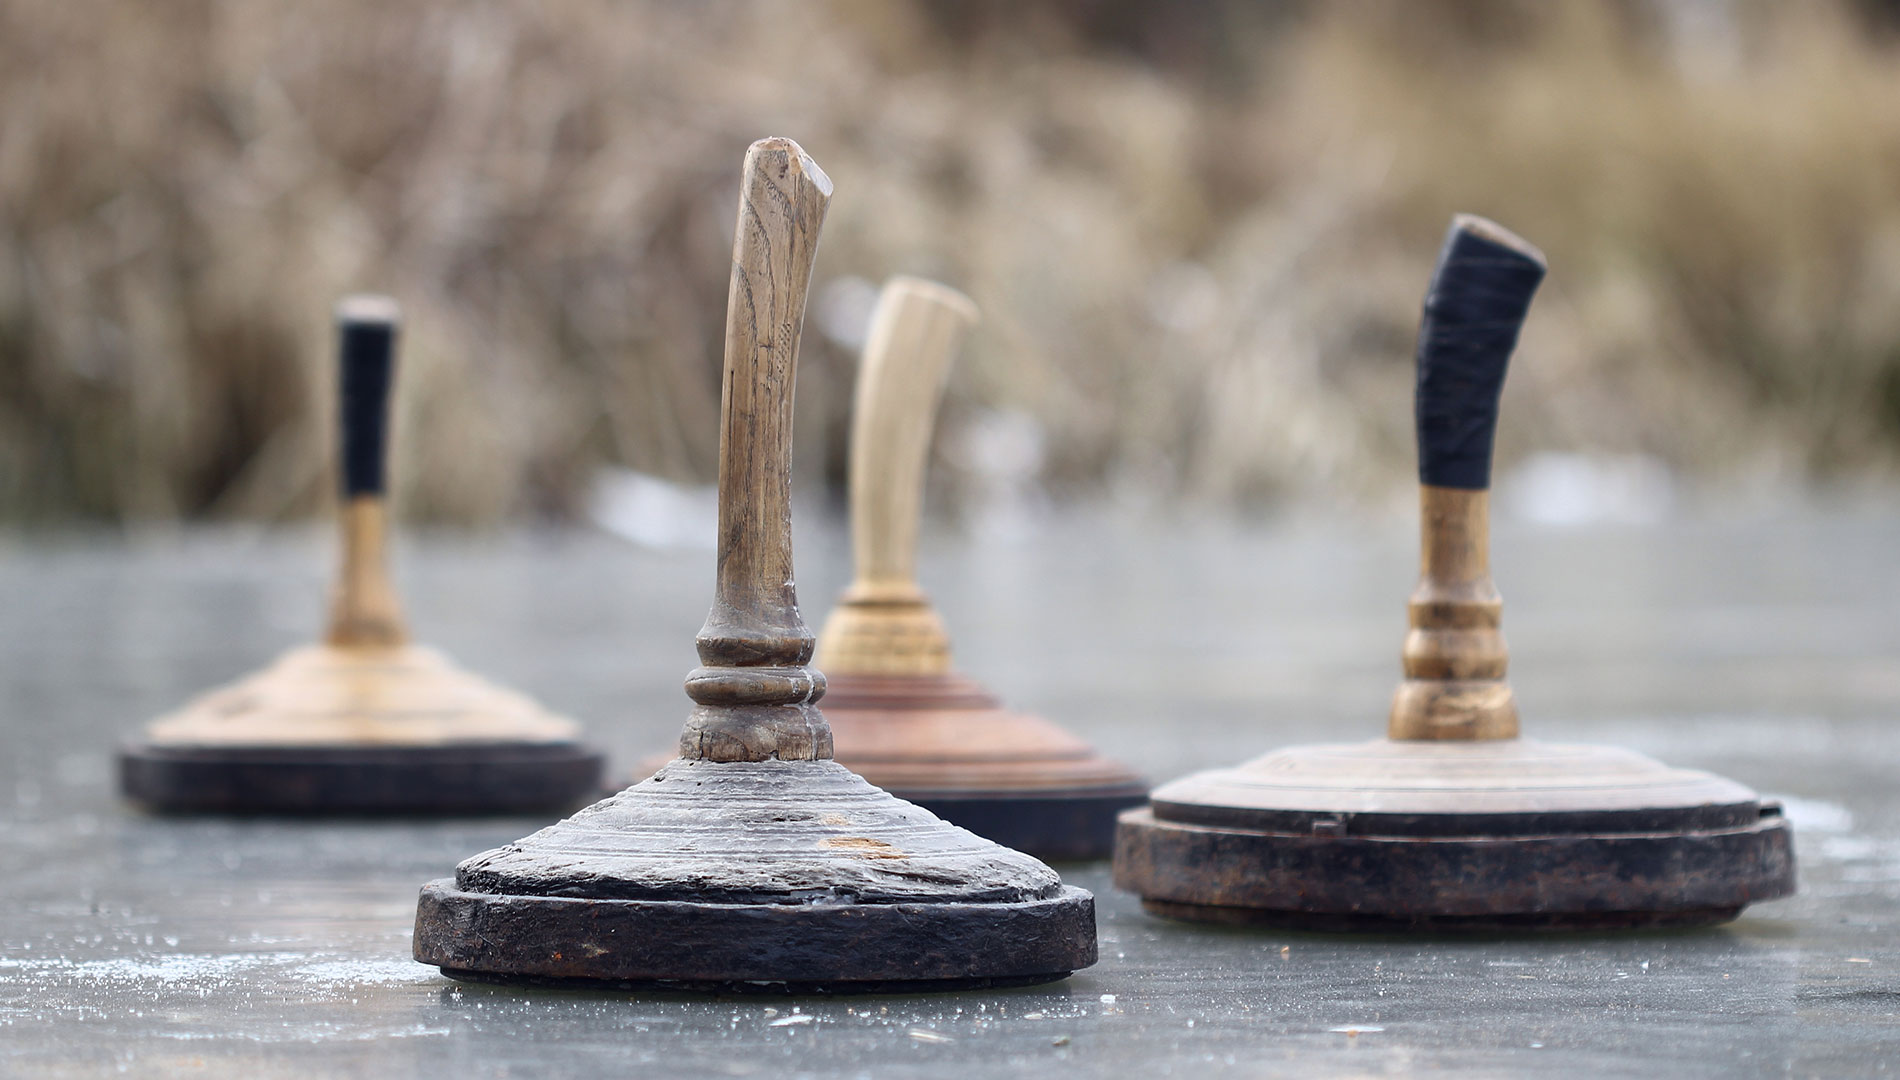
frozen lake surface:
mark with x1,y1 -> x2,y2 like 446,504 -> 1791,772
2,506 -> 1897,1076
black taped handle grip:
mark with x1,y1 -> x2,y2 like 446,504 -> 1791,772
335,295 -> 401,497
1414,215 -> 1547,490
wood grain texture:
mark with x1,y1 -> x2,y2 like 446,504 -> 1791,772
417,757 -> 1097,986
816,277 -> 976,677
416,878 -> 1095,990
460,759 -> 1065,903
683,137 -> 834,762
1387,485 -> 1518,740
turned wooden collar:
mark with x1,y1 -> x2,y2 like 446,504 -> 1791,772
1389,485 -> 1516,740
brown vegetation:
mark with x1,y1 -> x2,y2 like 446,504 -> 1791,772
3,0 -> 1898,523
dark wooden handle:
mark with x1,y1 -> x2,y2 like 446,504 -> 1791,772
1414,215 -> 1546,491
680,138 -> 835,763
335,295 -> 401,498
696,137 -> 833,666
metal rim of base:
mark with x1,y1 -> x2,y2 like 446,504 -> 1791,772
413,879 -> 1097,990
117,741 -> 605,815
1113,805 -> 1796,929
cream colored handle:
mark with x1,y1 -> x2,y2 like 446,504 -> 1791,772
847,277 -> 978,599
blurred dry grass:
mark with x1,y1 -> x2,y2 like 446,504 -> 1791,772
2,0 -> 1898,524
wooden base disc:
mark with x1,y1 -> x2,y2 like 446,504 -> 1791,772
415,758 -> 1098,988
1114,738 -> 1795,930
121,644 -> 603,814
812,673 -> 1148,860
118,741 -> 605,815
418,880 -> 1095,992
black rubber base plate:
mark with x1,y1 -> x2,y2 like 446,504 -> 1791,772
414,879 -> 1097,990
118,741 -> 605,815
898,786 -> 1150,862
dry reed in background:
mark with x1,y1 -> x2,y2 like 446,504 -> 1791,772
2,0 -> 1898,524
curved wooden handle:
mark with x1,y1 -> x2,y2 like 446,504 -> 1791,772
682,138 -> 835,761
1391,215 -> 1545,741
325,295 -> 407,648
850,278 -> 977,595
815,278 -> 976,676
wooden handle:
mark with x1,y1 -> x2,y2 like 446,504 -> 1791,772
1414,214 -> 1546,491
1390,216 -> 1544,741
815,278 -> 977,676
849,278 -> 978,594
681,138 -> 835,762
325,295 -> 407,648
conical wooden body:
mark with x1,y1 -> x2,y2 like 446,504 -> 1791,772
818,673 -> 1146,860
143,644 -> 581,748
417,759 -> 1095,988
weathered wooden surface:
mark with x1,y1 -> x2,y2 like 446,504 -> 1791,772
419,759 -> 1097,986
416,880 -> 1096,991
417,138 -> 1096,990
1112,215 -> 1795,928
460,760 -> 1064,904
808,277 -> 1144,858
119,295 -> 602,813
682,137 -> 834,764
